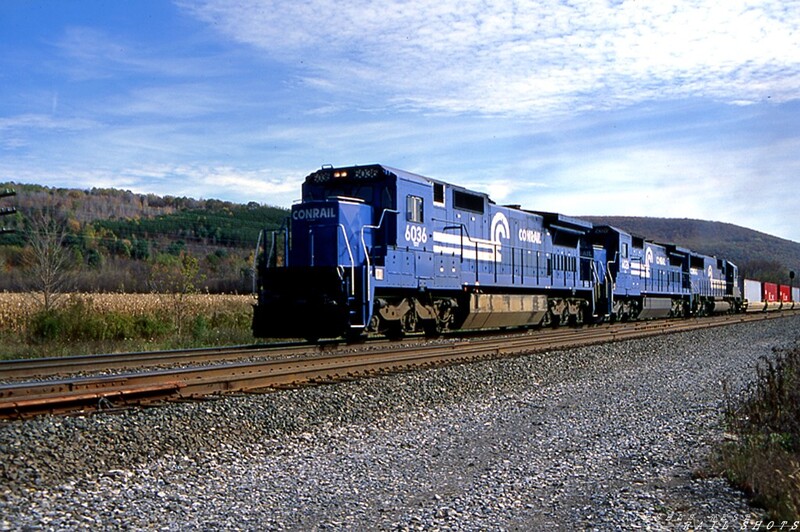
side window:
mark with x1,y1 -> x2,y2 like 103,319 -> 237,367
406,195 -> 424,223
621,243 -> 629,259
453,190 -> 484,214
433,183 -> 445,206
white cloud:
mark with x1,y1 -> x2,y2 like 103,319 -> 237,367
98,163 -> 306,205
105,85 -> 235,118
495,140 -> 800,243
53,26 -> 231,80
181,0 -> 800,116
0,114 -> 100,150
4,0 -> 798,242
0,162 -> 304,207
0,114 -> 98,132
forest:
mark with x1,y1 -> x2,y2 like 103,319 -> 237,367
0,182 -> 287,295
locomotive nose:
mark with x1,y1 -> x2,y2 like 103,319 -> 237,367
289,200 -> 373,268
253,198 -> 376,340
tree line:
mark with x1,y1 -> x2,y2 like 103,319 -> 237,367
0,183 -> 288,306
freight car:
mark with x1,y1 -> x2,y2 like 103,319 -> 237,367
743,279 -> 797,312
252,164 -> 744,340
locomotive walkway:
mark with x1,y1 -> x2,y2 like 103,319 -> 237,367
0,310 -> 796,420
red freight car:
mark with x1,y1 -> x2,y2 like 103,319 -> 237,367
779,285 -> 791,302
762,282 -> 783,311
763,282 -> 778,302
779,285 -> 794,309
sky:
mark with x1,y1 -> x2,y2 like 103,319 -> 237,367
1,0 -> 799,242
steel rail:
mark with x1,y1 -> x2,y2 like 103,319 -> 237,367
0,323 -> 641,379
0,344 -> 254,379
0,310 -> 796,419
4,309 -> 792,381
0,340 -> 361,380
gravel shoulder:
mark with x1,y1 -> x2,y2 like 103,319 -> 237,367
2,316 -> 799,530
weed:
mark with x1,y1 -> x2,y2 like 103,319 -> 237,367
719,347 -> 800,521
0,292 -> 253,358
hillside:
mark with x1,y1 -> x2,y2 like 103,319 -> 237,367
0,182 -> 288,293
0,182 -> 287,246
583,216 -> 800,283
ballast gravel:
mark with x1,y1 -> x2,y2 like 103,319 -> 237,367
2,316 -> 800,530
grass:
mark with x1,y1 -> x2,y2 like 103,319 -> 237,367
0,292 -> 257,359
717,346 -> 800,521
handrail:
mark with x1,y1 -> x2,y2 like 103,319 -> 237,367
360,208 -> 399,274
338,224 -> 356,296
254,217 -> 289,294
252,229 -> 264,295
359,209 -> 399,325
441,223 -> 485,283
441,223 -> 478,263
309,229 -> 314,267
606,252 -> 618,315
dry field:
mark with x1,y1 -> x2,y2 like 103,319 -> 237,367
0,292 -> 254,334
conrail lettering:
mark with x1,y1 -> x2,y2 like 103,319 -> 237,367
518,228 -> 542,244
292,207 -> 336,220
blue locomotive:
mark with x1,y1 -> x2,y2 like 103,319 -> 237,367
252,164 -> 742,339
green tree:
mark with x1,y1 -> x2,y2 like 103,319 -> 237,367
149,251 -> 206,336
131,239 -> 150,260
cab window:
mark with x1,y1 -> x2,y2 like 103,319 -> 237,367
406,195 -> 424,223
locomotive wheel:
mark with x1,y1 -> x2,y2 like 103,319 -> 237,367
568,308 -> 585,327
367,314 -> 380,333
541,310 -> 556,328
403,309 -> 417,334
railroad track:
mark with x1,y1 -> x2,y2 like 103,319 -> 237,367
0,342 -> 324,380
1,310 -> 796,420
0,333 -> 489,381
0,324 -> 642,380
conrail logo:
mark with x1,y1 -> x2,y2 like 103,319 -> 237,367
292,207 -> 336,220
491,212 -> 510,243
431,212 -> 511,262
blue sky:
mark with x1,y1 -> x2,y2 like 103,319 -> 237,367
1,0 -> 799,242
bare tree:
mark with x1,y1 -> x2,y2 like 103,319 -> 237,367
24,206 -> 73,311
